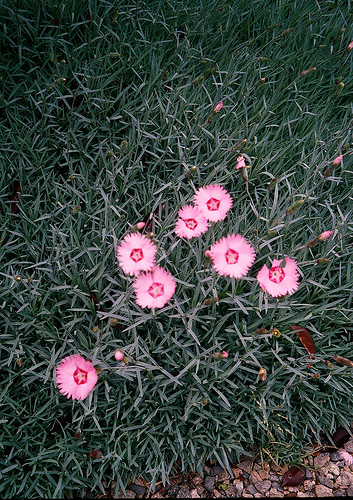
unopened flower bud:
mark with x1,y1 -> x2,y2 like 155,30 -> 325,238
271,328 -> 281,338
14,275 -> 21,281
204,297 -> 219,306
324,360 -> 334,369
16,358 -> 22,367
348,41 -> 353,50
259,367 -> 267,382
240,167 -> 248,182
333,355 -> 353,367
89,449 -> 103,460
120,140 -> 128,153
267,230 -> 277,238
123,356 -> 129,364
71,205 -> 81,214
109,52 -> 120,58
92,326 -> 100,333
212,350 -> 229,360
192,75 -> 204,85
256,328 -> 269,335
332,155 -> 343,166
236,155 -> 246,170
267,177 -> 278,190
204,250 -> 212,259
114,349 -> 124,361
132,221 -> 145,232
286,199 -> 304,215
335,82 -> 344,98
55,77 -> 66,84
214,101 -> 223,113
324,166 -> 333,178
317,230 -> 333,241
108,318 -> 119,326
300,67 -> 316,77
316,258 -> 331,265
231,139 -> 246,152
184,166 -> 197,178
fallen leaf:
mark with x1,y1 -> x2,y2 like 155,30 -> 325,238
282,466 -> 306,487
322,426 -> 352,452
291,325 -> 315,368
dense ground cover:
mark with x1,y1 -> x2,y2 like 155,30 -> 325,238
1,0 -> 353,497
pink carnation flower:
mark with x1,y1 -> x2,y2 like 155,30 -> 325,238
236,155 -> 246,169
256,257 -> 299,297
56,354 -> 98,400
194,184 -> 233,222
133,266 -> 176,309
175,205 -> 208,239
117,233 -> 157,276
210,234 -> 256,278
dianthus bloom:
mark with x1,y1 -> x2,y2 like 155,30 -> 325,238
210,234 -> 256,278
133,266 -> 176,309
175,205 -> 208,239
256,257 -> 299,298
56,354 -> 98,400
236,155 -> 246,169
117,233 -> 157,276
194,184 -> 233,222
318,230 -> 333,241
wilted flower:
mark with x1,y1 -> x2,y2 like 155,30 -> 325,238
117,233 -> 157,276
209,234 -> 256,278
332,155 -> 343,166
175,205 -> 208,239
194,184 -> 233,222
133,266 -> 176,309
257,257 -> 299,297
56,354 -> 98,400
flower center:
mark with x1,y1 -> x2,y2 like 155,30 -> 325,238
73,367 -> 88,385
130,248 -> 144,262
184,218 -> 198,230
225,248 -> 239,264
206,198 -> 220,211
148,282 -> 164,298
269,266 -> 285,284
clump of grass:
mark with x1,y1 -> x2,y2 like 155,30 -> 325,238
1,0 -> 353,497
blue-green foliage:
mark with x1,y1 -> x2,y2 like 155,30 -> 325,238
1,0 -> 353,497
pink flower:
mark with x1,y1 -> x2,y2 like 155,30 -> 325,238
194,184 -> 233,222
209,234 -> 256,278
332,154 -> 343,166
114,349 -> 124,361
214,101 -> 223,113
175,205 -> 208,239
318,230 -> 333,241
236,155 -> 246,169
56,354 -> 98,400
117,233 -> 157,276
256,257 -> 299,297
133,266 -> 176,309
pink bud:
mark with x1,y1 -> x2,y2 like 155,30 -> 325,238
318,230 -> 333,241
332,155 -> 343,166
348,41 -> 353,51
114,349 -> 124,361
236,155 -> 246,169
214,101 -> 223,113
136,222 -> 145,230
204,250 -> 212,258
212,350 -> 229,360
